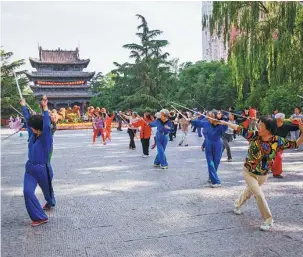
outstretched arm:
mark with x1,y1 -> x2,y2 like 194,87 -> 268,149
220,120 -> 257,141
191,119 -> 207,128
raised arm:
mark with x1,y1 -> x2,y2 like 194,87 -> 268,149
20,99 -> 32,138
41,96 -> 51,135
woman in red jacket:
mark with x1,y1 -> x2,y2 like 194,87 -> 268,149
130,113 -> 153,157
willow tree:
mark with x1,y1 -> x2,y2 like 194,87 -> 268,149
206,1 -> 303,114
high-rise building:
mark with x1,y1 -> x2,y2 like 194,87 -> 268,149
201,1 -> 228,61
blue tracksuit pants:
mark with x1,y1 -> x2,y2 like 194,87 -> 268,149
24,161 -> 56,221
197,127 -> 202,137
154,133 -> 169,167
205,139 -> 223,184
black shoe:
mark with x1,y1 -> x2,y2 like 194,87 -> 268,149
273,174 -> 284,178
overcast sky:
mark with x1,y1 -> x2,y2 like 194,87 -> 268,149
1,1 -> 202,74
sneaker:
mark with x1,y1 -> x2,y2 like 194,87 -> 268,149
184,144 -> 189,147
178,143 -> 182,146
31,219 -> 49,227
42,203 -> 54,211
210,184 -> 222,188
260,222 -> 273,231
160,165 -> 168,169
233,207 -> 242,215
207,179 -> 212,184
142,155 -> 149,158
227,158 -> 232,162
273,174 -> 283,178
154,164 -> 160,167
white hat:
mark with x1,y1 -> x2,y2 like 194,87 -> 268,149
275,113 -> 285,120
160,109 -> 170,117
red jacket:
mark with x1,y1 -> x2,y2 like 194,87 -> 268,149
132,118 -> 153,139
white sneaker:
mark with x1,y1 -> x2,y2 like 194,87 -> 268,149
210,184 -> 222,188
260,222 -> 273,231
160,165 -> 168,169
142,155 -> 148,158
233,208 -> 242,215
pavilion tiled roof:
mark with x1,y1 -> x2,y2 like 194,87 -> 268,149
26,71 -> 95,79
29,47 -> 90,65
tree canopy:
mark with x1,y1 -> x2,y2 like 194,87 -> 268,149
206,1 -> 303,114
1,49 -> 39,118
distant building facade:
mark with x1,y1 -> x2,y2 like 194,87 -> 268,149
26,47 -> 95,113
201,1 -> 228,61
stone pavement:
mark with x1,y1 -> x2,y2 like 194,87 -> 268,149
1,129 -> 303,257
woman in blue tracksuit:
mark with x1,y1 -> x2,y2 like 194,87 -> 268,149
149,109 -> 173,169
20,97 -> 56,227
191,111 -> 228,188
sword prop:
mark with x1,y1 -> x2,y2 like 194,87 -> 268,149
13,71 -> 23,99
222,110 -> 253,120
192,98 -> 207,111
171,101 -> 218,121
2,128 -> 22,141
13,71 -> 35,113
9,105 -> 23,116
170,105 -> 189,120
298,95 -> 303,99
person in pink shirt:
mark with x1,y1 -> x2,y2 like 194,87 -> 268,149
92,112 -> 106,145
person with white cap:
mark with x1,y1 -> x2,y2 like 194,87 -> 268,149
149,109 -> 173,169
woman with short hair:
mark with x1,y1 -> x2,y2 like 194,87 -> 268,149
221,117 -> 303,231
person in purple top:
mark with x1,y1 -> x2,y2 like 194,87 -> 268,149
20,96 -> 56,227
191,110 -> 228,188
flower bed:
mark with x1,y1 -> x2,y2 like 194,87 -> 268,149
56,122 -> 126,130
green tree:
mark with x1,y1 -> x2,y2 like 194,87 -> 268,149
1,49 -> 39,118
206,1 -> 303,115
109,14 -> 174,113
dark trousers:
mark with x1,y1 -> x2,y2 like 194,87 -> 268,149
127,128 -> 136,148
192,126 -> 197,132
223,133 -> 233,160
141,138 -> 150,155
173,124 -> 178,137
117,121 -> 122,131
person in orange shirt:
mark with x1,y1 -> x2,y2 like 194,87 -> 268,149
130,112 -> 153,157
242,107 -> 250,130
105,112 -> 115,141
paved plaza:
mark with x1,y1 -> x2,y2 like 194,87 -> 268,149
1,128 -> 303,257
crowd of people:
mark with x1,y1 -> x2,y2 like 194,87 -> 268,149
17,96 -> 303,232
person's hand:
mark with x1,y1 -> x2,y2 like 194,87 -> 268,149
20,98 -> 26,106
40,95 -> 48,111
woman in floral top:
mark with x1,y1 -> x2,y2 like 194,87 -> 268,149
221,117 -> 303,231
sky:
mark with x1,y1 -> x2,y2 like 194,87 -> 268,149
1,1 -> 202,74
